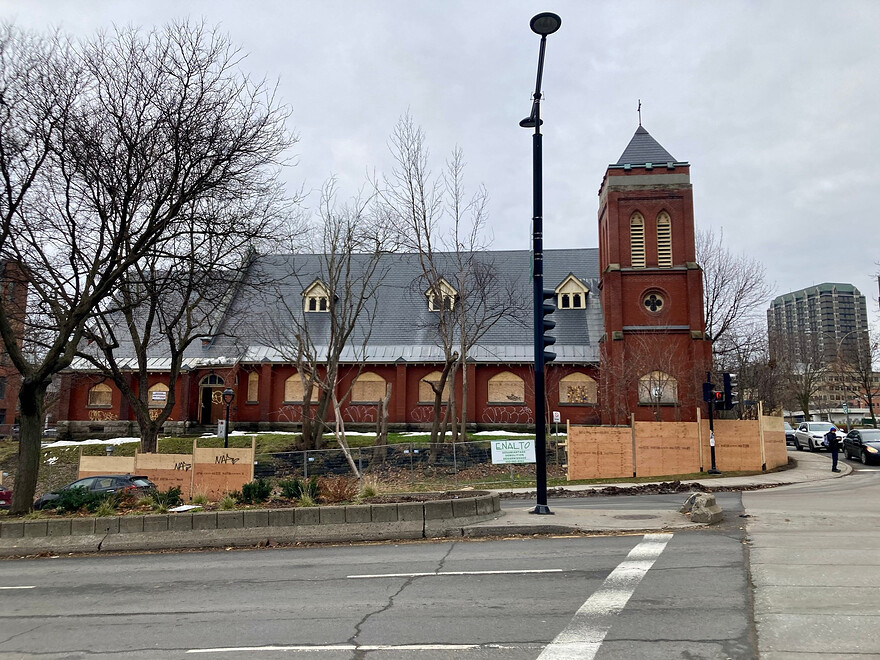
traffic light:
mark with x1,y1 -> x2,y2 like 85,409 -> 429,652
541,288 -> 556,363
723,372 -> 739,410
702,381 -> 714,403
712,390 -> 725,407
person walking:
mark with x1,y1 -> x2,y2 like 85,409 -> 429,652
825,427 -> 841,472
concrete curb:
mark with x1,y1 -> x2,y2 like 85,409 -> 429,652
0,493 -> 501,556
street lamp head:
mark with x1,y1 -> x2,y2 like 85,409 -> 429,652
530,12 -> 562,36
519,115 -> 544,128
222,387 -> 235,406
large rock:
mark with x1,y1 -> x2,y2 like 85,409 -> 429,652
680,492 -> 723,524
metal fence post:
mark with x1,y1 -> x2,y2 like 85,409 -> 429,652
453,439 -> 458,486
409,442 -> 414,486
357,446 -> 362,478
304,450 -> 308,480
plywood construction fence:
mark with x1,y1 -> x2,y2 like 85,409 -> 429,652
78,439 -> 255,500
567,412 -> 787,481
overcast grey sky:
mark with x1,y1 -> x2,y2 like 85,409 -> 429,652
4,0 -> 879,324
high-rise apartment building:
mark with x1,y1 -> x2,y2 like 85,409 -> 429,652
767,282 -> 869,368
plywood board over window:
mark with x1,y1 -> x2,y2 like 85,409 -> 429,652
351,372 -> 386,403
558,372 -> 597,404
147,383 -> 169,408
419,371 -> 449,403
488,371 -> 525,404
88,383 -> 112,407
284,375 -> 311,403
247,372 -> 259,403
637,371 -> 678,404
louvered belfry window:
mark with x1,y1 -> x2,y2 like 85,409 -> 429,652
657,212 -> 672,267
630,213 -> 646,268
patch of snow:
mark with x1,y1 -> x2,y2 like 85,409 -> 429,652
472,430 -> 536,437
42,438 -> 141,448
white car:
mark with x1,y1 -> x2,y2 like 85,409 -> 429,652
794,421 -> 845,452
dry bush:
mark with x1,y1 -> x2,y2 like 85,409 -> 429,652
318,476 -> 359,504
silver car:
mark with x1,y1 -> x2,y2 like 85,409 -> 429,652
795,421 -> 844,452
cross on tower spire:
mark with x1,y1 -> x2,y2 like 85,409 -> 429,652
638,99 -> 642,126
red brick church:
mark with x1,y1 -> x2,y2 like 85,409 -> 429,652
55,125 -> 712,438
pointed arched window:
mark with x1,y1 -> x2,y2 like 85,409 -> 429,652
657,212 -> 672,267
630,213 -> 646,268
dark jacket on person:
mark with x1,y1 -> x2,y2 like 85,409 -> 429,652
825,429 -> 840,451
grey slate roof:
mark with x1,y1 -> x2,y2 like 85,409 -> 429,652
615,125 -> 677,166
70,248 -> 603,370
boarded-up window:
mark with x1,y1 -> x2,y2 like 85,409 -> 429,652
419,371 -> 449,403
558,373 -> 597,404
284,376 -> 311,403
351,372 -> 386,403
247,372 -> 259,403
657,212 -> 672,267
630,212 -> 646,268
638,371 -> 678,404
88,383 -> 112,407
147,383 -> 169,408
488,371 -> 525,404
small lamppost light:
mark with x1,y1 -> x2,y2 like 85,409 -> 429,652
530,12 -> 562,36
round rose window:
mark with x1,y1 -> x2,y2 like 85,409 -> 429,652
643,292 -> 665,313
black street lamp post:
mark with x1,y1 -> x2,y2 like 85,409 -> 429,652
521,12 -> 561,515
222,387 -> 235,449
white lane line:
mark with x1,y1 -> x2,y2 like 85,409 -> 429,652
536,532 -> 673,660
0,586 -> 35,590
347,568 -> 562,579
187,643 -> 519,654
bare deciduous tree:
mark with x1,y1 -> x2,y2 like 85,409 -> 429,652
697,227 -> 773,360
0,22 -> 293,513
379,116 -> 519,447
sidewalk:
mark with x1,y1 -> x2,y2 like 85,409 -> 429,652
469,450 -> 848,536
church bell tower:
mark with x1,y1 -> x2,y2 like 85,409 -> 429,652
597,125 -> 712,423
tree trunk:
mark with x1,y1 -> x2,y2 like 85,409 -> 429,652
459,357 -> 468,442
10,378 -> 48,514
429,356 -> 455,444
372,383 -> 392,465
331,392 -> 360,479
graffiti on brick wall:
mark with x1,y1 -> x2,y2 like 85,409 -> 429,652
88,410 -> 118,421
277,405 -> 304,422
148,408 -> 162,420
342,405 -> 376,423
409,405 -> 435,423
481,406 -> 534,424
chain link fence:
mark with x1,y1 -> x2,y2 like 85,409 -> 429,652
255,439 -> 567,489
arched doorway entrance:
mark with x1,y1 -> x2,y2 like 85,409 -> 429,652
199,374 -> 226,424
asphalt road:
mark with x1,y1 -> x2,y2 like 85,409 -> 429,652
746,448 -> 880,658
0,522 -> 753,659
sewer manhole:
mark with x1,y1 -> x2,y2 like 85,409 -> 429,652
613,514 -> 659,520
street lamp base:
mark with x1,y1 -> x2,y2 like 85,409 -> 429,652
707,468 -> 722,475
529,505 -> 554,515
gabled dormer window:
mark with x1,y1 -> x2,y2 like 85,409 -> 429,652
426,278 -> 457,312
302,280 -> 331,313
555,274 -> 589,310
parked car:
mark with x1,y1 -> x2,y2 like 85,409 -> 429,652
843,429 -> 880,465
784,422 -> 797,446
33,474 -> 156,510
0,484 -> 11,509
794,422 -> 844,452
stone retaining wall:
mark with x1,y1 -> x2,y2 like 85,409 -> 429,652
0,493 -> 501,556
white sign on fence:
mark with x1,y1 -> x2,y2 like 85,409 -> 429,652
552,410 -> 561,423
491,439 -> 536,465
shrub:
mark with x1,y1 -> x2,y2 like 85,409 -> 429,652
319,476 -> 358,504
135,496 -> 154,508
191,493 -> 208,505
218,494 -> 237,510
52,487 -> 104,513
279,476 -> 320,501
298,493 -> 317,507
359,476 -> 380,498
239,478 -> 273,504
152,486 -> 183,509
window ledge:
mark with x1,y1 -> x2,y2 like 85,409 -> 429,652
637,402 -> 679,407
486,401 -> 526,406
85,405 -> 112,409
558,402 -> 597,407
